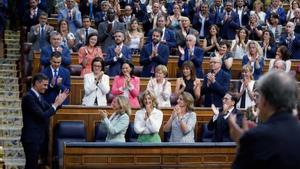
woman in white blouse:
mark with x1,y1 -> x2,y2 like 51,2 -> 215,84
236,64 -> 256,109
146,65 -> 171,107
231,28 -> 249,59
134,90 -> 163,143
82,57 -> 110,106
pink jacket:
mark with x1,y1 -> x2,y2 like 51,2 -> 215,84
111,75 -> 140,108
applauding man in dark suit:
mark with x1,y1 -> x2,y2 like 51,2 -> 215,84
21,73 -> 69,169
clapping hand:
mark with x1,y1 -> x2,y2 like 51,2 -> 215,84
211,104 -> 219,116
99,109 -> 108,119
53,89 -> 70,107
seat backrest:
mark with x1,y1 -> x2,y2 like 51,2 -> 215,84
199,124 -> 214,142
94,122 -> 108,142
125,122 -> 138,142
55,121 -> 86,168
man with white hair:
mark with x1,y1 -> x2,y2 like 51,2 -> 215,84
279,21 -> 300,59
178,34 -> 204,78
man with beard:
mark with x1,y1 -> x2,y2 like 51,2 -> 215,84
105,31 -> 132,76
140,28 -> 169,77
98,8 -> 125,51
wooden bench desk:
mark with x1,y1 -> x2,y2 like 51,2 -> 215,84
63,142 -> 236,169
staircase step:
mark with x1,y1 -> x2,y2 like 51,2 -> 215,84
0,99 -> 21,108
0,108 -> 22,117
3,148 -> 24,160
0,140 -> 22,149
6,54 -> 20,59
0,64 -> 17,70
0,129 -> 21,138
0,59 -> 18,64
0,77 -> 18,84
0,70 -> 18,77
0,91 -> 19,99
5,49 -> 20,55
0,84 -> 19,92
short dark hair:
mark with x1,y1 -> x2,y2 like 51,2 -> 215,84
32,73 -> 48,86
120,60 -> 135,77
91,57 -> 105,72
227,92 -> 239,107
152,28 -> 163,37
86,32 -> 99,46
82,15 -> 91,21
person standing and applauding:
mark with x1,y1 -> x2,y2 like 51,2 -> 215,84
21,73 -> 69,169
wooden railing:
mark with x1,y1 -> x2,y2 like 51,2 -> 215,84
33,51 -> 300,79
50,106 -> 227,168
63,142 -> 236,169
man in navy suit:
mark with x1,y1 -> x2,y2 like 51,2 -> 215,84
41,52 -> 71,105
217,1 -> 240,40
231,71 -> 300,169
278,22 -> 300,59
178,34 -> 204,78
21,73 -> 69,169
57,0 -> 82,34
140,28 -> 169,77
201,57 -> 230,107
207,92 -> 243,142
147,15 -> 176,51
105,31 -> 132,76
40,31 -> 71,68
22,0 -> 43,32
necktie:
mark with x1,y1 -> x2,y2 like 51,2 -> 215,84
40,26 -> 45,47
89,2 -> 93,19
54,69 -> 58,85
85,29 -> 89,43
68,10 -> 72,20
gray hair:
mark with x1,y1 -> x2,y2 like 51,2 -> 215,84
256,71 -> 298,112
186,34 -> 196,42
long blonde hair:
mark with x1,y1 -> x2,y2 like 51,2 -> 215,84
116,95 -> 131,115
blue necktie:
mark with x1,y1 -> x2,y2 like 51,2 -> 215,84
40,25 -> 45,48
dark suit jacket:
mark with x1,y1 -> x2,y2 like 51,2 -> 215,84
217,11 -> 240,40
208,108 -> 243,142
140,43 -> 169,77
175,28 -> 199,47
40,45 -> 71,68
41,66 -> 71,105
22,8 -> 43,31
178,46 -> 204,78
147,28 -> 176,49
105,44 -> 132,76
278,34 -> 300,59
232,111 -> 300,169
21,90 -> 56,144
201,69 -> 230,107
98,21 -> 126,51
192,13 -> 215,38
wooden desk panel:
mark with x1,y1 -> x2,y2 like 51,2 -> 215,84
63,142 -> 236,169
33,51 -> 300,80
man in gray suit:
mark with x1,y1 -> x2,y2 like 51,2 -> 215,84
98,8 -> 125,51
28,11 -> 54,74
75,15 -> 98,48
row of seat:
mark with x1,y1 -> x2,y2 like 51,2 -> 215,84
55,121 -> 213,167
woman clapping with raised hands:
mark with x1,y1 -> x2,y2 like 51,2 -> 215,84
163,92 -> 196,143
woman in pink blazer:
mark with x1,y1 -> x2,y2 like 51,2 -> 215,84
111,61 -> 140,108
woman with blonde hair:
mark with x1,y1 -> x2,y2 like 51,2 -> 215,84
147,65 -> 171,107
236,64 -> 256,109
163,92 -> 196,142
250,0 -> 266,25
134,90 -> 163,143
242,41 -> 264,80
99,95 -> 131,142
